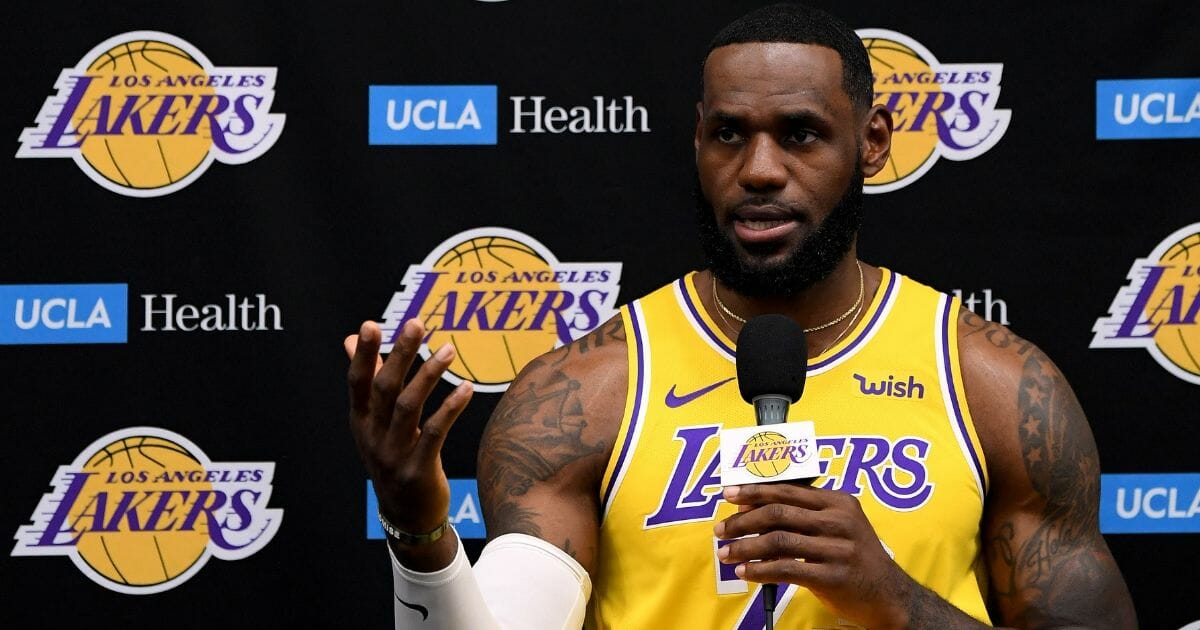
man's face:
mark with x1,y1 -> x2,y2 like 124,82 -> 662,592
694,42 -> 866,297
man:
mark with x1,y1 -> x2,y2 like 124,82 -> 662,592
347,4 -> 1136,628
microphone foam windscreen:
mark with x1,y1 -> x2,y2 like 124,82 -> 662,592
736,314 -> 806,403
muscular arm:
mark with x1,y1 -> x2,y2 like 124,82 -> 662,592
957,309 -> 1136,629
477,315 -> 628,576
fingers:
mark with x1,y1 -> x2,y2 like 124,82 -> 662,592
717,528 -> 845,565
367,319 -> 425,432
722,483 -> 827,510
344,332 -> 384,374
735,557 -> 822,585
390,341 -> 457,429
716,492 -> 851,541
347,321 -> 382,423
413,381 -> 474,463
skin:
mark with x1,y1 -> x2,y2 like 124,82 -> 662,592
346,42 -> 1135,629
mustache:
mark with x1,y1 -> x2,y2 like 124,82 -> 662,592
728,196 -> 806,216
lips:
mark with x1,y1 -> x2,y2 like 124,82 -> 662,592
732,205 -> 800,244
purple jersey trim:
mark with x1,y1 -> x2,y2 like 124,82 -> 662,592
808,269 -> 898,371
678,271 -> 898,373
940,297 -> 987,494
601,301 -> 647,512
677,276 -> 736,358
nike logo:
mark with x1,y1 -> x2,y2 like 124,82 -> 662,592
665,377 -> 735,408
396,594 -> 429,620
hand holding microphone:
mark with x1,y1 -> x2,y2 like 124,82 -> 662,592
716,315 -> 913,630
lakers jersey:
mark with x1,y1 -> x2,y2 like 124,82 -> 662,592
586,269 -> 991,630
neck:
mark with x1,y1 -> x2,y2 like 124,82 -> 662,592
707,256 -> 879,357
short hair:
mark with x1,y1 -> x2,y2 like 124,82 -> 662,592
704,3 -> 874,112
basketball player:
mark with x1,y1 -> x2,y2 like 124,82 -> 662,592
346,4 -> 1136,628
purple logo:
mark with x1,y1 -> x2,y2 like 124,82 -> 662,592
853,373 -> 926,399
664,377 -> 734,408
645,427 -> 935,527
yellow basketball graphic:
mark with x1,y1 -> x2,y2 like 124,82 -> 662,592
69,435 -> 212,587
17,31 -> 285,197
862,36 -> 940,189
1151,231 -> 1200,378
77,40 -> 215,191
743,431 -> 792,479
422,235 -> 562,387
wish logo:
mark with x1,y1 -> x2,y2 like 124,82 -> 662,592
1096,78 -> 1200,140
0,284 -> 127,345
368,85 -> 497,145
853,373 -> 926,399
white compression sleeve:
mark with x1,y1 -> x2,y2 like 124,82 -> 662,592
390,530 -> 591,630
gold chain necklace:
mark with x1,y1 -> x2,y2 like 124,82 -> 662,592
712,260 -> 864,333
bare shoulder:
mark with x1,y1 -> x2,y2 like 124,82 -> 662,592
954,308 -> 1048,460
954,306 -> 1095,499
475,314 -> 629,566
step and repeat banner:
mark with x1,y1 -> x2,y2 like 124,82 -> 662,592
2,1 -> 1197,628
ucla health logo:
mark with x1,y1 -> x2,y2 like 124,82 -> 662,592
369,85 -> 497,145
0,284 -> 127,344
12,427 -> 282,594
16,31 -> 284,197
1091,223 -> 1200,384
377,227 -> 621,392
857,29 -> 1010,194
1096,78 -> 1200,140
1101,473 -> 1200,534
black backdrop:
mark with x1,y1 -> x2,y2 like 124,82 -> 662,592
2,1 -> 1198,628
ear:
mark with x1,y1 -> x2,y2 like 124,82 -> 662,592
693,101 -> 704,158
859,105 -> 893,178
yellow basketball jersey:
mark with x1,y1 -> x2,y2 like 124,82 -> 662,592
586,269 -> 991,630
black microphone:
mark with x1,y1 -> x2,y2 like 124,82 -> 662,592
737,313 -> 806,423
735,314 -> 807,630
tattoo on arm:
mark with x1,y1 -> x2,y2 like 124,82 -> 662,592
479,320 -> 620,538
986,343 -> 1133,627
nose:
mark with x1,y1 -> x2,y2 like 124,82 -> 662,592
737,133 -> 787,192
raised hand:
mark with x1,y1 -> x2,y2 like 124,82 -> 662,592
346,319 -> 473,569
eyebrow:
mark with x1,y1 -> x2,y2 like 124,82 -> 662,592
707,108 -> 831,125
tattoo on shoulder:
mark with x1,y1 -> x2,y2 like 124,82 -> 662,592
958,308 -> 1036,356
478,317 -> 622,537
551,315 -> 626,365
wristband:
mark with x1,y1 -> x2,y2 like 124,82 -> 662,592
378,511 -> 450,546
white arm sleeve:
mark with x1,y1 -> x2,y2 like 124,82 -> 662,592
390,529 -> 592,630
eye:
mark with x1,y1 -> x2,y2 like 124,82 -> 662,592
785,129 -> 818,144
715,127 -> 743,144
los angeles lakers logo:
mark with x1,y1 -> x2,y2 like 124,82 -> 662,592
1091,223 -> 1200,385
857,29 -> 1011,194
377,227 -> 622,392
733,431 -> 800,479
16,31 -> 285,197
12,427 -> 282,594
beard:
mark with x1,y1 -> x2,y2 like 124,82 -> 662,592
695,166 -> 864,298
